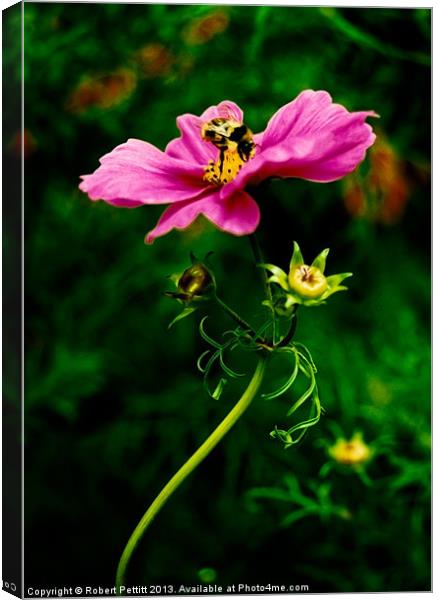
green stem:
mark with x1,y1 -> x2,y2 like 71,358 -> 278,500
214,295 -> 259,337
115,356 -> 268,591
249,233 -> 273,306
278,305 -> 299,348
248,233 -> 277,343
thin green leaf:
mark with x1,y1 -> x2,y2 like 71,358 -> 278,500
294,343 -> 317,372
219,347 -> 245,378
197,350 -> 212,373
281,508 -> 314,527
270,427 -> 292,446
262,351 -> 299,400
283,477 -> 318,508
287,399 -> 321,434
211,377 -> 227,400
168,306 -> 196,329
286,369 -> 316,416
199,316 -> 222,349
285,428 -> 309,447
320,7 -> 430,66
202,349 -> 221,379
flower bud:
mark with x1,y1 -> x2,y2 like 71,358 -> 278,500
288,264 -> 328,299
177,262 -> 214,300
263,241 -> 352,308
166,258 -> 216,305
165,258 -> 216,328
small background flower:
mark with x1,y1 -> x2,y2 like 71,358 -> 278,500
328,432 -> 373,466
132,43 -> 175,78
182,9 -> 230,46
343,133 -> 429,225
66,68 -> 137,113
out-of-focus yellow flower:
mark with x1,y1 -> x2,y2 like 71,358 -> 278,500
66,68 -> 137,114
133,43 -> 174,78
329,433 -> 372,466
182,10 -> 229,45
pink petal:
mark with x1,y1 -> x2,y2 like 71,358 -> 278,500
200,100 -> 244,123
165,114 -> 216,164
79,138 -> 205,206
221,90 -> 376,199
165,101 -> 244,164
260,89 -> 377,181
145,188 -> 260,243
260,90 -> 338,149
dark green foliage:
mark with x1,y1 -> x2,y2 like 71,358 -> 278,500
10,4 -> 430,592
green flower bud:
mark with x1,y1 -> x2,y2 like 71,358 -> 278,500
262,241 -> 352,309
177,262 -> 214,301
288,264 -> 328,299
165,255 -> 216,329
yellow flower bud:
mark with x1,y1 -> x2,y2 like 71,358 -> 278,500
263,241 -> 352,308
288,265 -> 328,299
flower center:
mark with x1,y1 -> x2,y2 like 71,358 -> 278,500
331,439 -> 371,465
288,265 -> 328,299
201,118 -> 256,185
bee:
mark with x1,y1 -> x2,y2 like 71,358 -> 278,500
201,118 -> 256,185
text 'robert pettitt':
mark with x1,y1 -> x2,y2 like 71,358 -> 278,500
26,586 -> 155,597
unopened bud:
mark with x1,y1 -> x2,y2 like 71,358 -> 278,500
178,263 -> 214,299
263,241 -> 352,308
288,264 -> 328,300
166,261 -> 215,304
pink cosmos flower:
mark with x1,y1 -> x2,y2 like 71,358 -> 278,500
79,90 -> 377,243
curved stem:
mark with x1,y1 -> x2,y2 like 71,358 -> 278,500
214,295 -> 257,335
278,305 -> 299,348
115,356 -> 268,591
249,233 -> 273,306
214,296 -> 272,349
248,233 -> 278,343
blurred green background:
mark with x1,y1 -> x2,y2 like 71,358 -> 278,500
6,3 -> 431,593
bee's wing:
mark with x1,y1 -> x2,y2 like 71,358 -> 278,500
216,102 -> 242,124
212,122 -> 235,138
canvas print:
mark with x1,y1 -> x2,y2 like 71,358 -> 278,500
2,3 -> 431,597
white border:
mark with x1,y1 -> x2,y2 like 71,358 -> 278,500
0,2 -> 433,600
